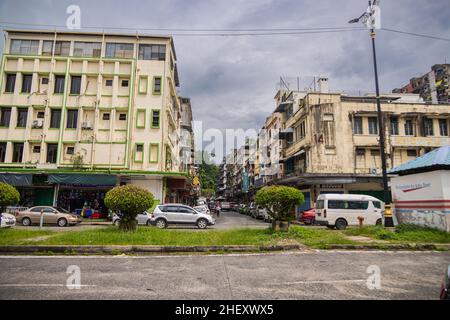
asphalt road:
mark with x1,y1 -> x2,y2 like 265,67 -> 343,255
0,250 -> 448,300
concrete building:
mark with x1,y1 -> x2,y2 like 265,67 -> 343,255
270,80 -> 450,212
389,145 -> 450,232
393,64 -> 450,104
0,29 -> 191,211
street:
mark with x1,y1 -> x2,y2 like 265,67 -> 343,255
0,250 -> 448,300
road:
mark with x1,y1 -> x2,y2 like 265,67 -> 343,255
0,250 -> 448,300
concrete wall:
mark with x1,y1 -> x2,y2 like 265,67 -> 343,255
391,170 -> 450,232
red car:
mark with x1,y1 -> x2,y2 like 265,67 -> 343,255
298,208 -> 315,225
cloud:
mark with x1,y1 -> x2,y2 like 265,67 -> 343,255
0,0 -> 449,143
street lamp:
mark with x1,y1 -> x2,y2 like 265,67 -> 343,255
349,1 -> 393,227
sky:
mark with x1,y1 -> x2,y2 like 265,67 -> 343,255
0,0 -> 449,159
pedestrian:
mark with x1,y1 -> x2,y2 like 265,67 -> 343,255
215,202 -> 221,217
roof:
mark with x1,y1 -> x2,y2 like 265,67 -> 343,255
317,193 -> 381,202
389,145 -> 450,175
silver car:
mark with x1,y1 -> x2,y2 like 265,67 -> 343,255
112,211 -> 152,226
150,204 -> 215,229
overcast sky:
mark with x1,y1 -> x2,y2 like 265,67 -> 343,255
0,0 -> 449,156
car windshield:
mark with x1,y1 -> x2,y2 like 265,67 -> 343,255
54,207 -> 69,213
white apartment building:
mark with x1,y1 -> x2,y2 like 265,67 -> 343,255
0,29 -> 191,211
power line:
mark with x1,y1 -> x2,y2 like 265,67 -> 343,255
381,28 -> 450,42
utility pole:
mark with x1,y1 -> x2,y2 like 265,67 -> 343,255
349,0 -> 394,227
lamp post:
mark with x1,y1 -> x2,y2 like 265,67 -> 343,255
349,0 -> 394,227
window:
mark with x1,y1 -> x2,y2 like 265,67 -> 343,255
119,113 -> 127,121
66,110 -> 78,129
404,119 -> 414,136
149,143 -> 159,163
136,144 -> 144,152
46,144 -> 58,163
5,74 -> 16,93
121,80 -> 129,87
439,119 -> 448,136
105,43 -> 134,58
138,76 -> 148,94
328,200 -> 368,210
10,39 -> 39,55
41,77 -> 49,85
12,142 -> 24,163
151,110 -> 160,128
70,76 -> 81,94
0,142 -> 6,162
66,146 -> 75,155
135,143 -> 144,162
21,74 -> 32,93
407,149 -> 417,157
138,44 -> 166,60
0,108 -> 11,127
32,145 -> 41,153
328,200 -> 346,209
356,148 -> 365,156
316,200 -> 324,209
390,116 -> 399,135
37,111 -> 45,119
153,77 -> 161,94
73,42 -> 101,57
353,116 -> 362,134
50,109 -> 61,128
16,108 -> 28,127
373,201 -> 381,209
370,149 -> 380,156
423,118 -> 434,136
105,79 -> 113,87
102,113 -> 110,121
42,41 -> 70,56
368,117 -> 378,135
54,75 -> 65,94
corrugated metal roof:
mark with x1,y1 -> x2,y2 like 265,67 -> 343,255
389,145 -> 450,174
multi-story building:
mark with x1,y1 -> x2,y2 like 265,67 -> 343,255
0,29 -> 190,211
393,64 -> 450,104
271,79 -> 450,212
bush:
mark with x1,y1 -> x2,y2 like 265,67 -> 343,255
104,185 -> 154,232
0,183 -> 20,213
255,185 -> 304,227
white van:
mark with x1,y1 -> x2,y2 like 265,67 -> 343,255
315,194 -> 384,230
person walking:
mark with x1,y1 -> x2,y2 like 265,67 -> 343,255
215,202 -> 221,218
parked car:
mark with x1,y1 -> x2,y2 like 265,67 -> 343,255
252,205 -> 266,220
220,202 -> 232,211
193,205 -> 211,215
112,211 -> 152,226
0,212 -> 16,228
16,206 -> 82,227
230,202 -> 238,211
440,265 -> 450,300
315,194 -> 384,230
150,204 -> 215,229
248,202 -> 256,216
298,208 -> 316,225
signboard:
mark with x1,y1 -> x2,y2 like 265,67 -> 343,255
242,172 -> 249,193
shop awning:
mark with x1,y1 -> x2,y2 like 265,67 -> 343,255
0,173 -> 32,187
48,174 -> 117,186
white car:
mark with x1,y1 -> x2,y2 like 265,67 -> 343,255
0,213 -> 16,228
150,204 -> 215,229
112,211 -> 152,226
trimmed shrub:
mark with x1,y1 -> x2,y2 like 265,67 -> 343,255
0,183 -> 20,213
255,185 -> 304,230
104,185 -> 154,232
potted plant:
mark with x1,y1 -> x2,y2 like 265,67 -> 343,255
255,185 -> 304,232
104,185 -> 154,232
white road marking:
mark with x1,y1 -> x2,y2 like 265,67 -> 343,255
0,284 -> 96,287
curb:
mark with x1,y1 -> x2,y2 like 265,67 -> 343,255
0,244 -> 303,255
324,243 -> 450,251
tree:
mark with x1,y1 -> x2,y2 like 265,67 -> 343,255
255,185 -> 304,231
196,151 -> 219,192
0,183 -> 20,213
104,185 -> 154,232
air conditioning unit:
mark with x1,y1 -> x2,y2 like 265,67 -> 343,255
81,121 -> 93,130
32,119 -> 44,128
369,167 -> 378,174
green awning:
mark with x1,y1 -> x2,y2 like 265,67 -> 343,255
0,173 -> 32,187
48,174 -> 117,186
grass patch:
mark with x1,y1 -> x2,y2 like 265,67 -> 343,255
0,225 -> 357,248
0,228 -> 55,245
344,224 -> 450,243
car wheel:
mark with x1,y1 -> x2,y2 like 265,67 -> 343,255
155,219 -> 167,229
146,220 -> 152,226
376,219 -> 382,226
57,218 -> 68,227
197,218 -> 208,229
335,219 -> 348,230
22,217 -> 32,226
